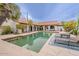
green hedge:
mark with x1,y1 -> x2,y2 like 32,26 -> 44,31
1,26 -> 12,35
73,29 -> 78,35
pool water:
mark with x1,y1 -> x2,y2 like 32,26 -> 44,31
8,32 -> 52,53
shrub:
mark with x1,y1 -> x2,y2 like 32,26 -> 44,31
63,20 -> 76,32
73,29 -> 78,35
16,24 -> 25,32
1,26 -> 12,35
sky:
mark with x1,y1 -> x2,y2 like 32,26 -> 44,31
17,3 -> 79,22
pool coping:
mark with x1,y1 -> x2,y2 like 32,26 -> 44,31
1,31 -> 39,40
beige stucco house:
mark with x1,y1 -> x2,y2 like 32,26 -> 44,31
18,20 -> 64,32
0,18 -> 64,34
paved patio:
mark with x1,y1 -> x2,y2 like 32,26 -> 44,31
0,32 -> 79,56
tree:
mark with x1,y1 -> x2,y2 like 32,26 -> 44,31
0,3 -> 21,25
27,19 -> 33,31
27,19 -> 33,26
63,20 -> 77,32
7,3 -> 21,21
0,3 -> 10,25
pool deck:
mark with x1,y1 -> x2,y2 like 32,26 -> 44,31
0,31 -> 79,56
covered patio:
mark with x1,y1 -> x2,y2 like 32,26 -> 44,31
18,21 -> 64,32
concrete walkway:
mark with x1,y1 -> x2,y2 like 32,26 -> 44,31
0,32 -> 79,56
0,31 -> 39,40
38,34 -> 79,56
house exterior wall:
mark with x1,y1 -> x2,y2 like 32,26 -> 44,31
43,26 -> 45,31
24,26 -> 27,32
26,25 -> 29,32
34,25 -> 64,31
35,26 -> 37,31
32,25 -> 34,31
54,26 -> 64,31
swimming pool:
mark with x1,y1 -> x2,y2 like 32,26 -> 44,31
7,32 -> 52,53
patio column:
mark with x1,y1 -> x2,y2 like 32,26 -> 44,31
26,25 -> 29,32
36,26 -> 38,31
55,26 -> 58,31
48,26 -> 50,31
43,26 -> 45,31
32,25 -> 34,31
24,26 -> 27,32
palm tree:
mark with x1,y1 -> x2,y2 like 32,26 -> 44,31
27,19 -> 33,26
0,3 -> 21,25
27,19 -> 33,31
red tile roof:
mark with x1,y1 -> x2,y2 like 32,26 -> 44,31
33,21 -> 63,26
18,20 -> 63,26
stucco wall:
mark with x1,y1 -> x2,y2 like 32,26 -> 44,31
54,26 -> 64,31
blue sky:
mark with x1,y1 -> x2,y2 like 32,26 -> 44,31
17,3 -> 79,22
